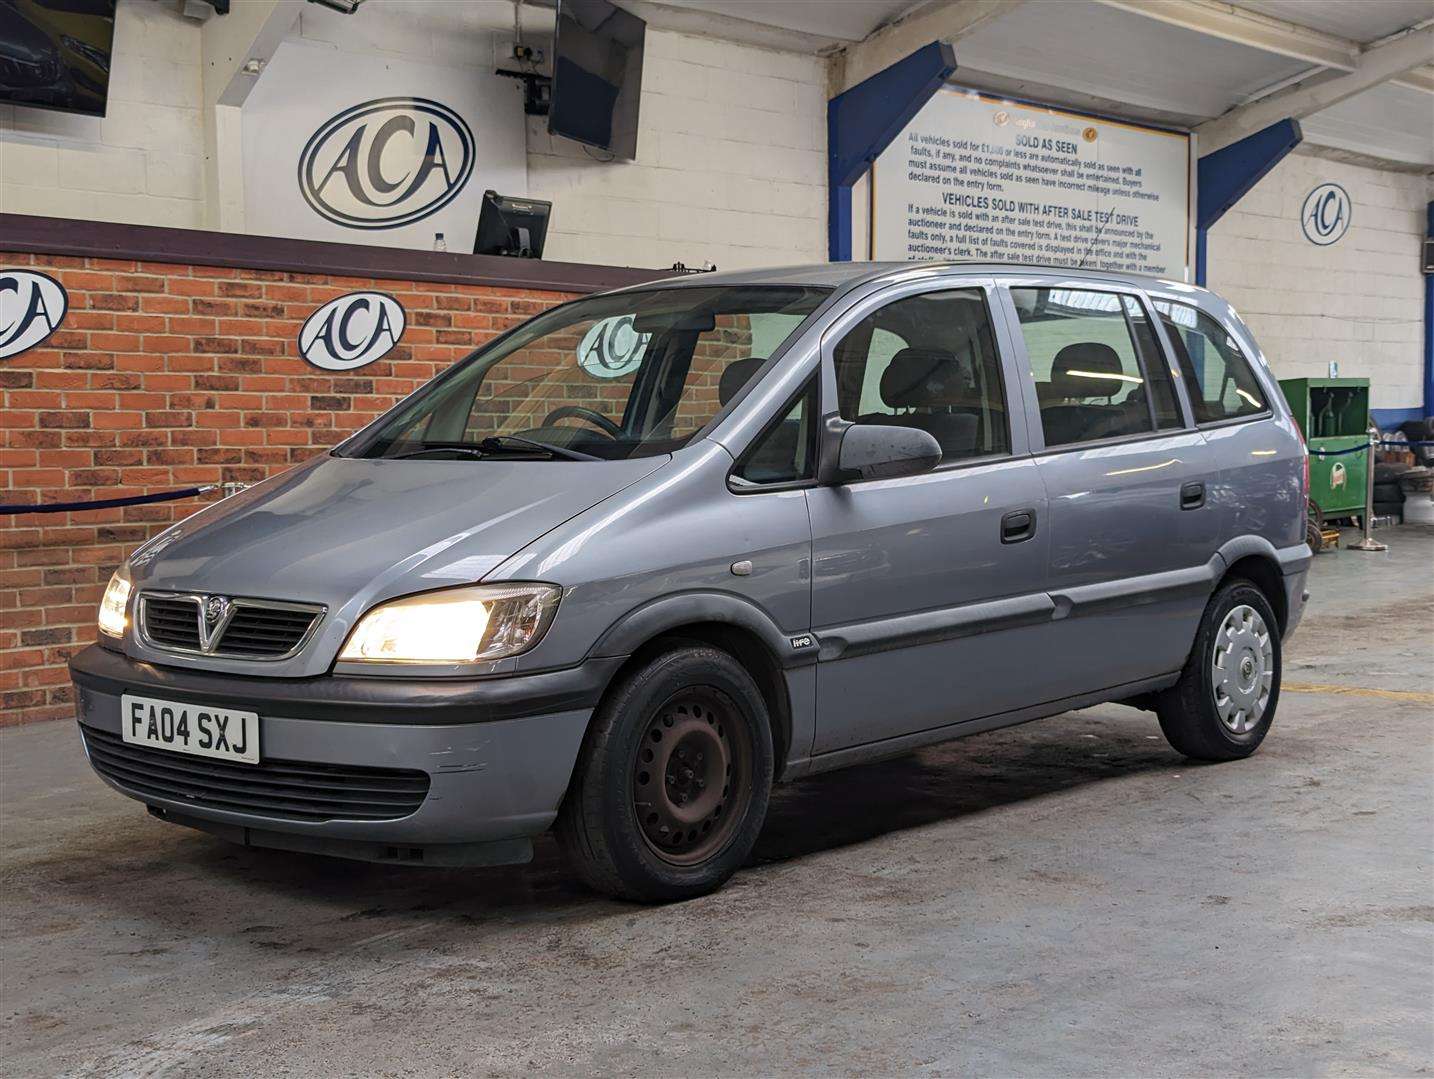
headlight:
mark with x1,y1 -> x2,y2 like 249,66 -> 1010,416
98,567 -> 132,637
338,583 -> 560,665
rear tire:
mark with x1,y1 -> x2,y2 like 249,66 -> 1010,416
1156,579 -> 1281,761
556,645 -> 774,902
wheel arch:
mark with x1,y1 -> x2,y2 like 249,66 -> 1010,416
1213,537 -> 1288,633
587,593 -> 807,779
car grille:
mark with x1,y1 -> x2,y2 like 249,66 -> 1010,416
81,725 -> 430,823
139,594 -> 323,660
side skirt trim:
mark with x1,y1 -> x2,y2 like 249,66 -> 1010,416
782,672 -> 1181,780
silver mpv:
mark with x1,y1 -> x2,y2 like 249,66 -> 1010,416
71,263 -> 1311,901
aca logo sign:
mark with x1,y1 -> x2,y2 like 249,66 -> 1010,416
0,270 -> 68,359
299,292 -> 406,371
577,315 -> 651,379
299,98 -> 475,230
1301,182 -> 1351,246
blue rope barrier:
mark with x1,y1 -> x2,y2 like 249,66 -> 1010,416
1309,444 -> 1371,457
0,485 -> 215,517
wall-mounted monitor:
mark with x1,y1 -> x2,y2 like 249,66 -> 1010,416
549,0 -> 644,160
0,0 -> 116,117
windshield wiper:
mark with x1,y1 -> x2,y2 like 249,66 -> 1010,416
391,444 -> 485,460
479,435 -> 601,462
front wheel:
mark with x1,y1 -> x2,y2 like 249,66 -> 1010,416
1156,580 -> 1282,761
557,645 -> 774,902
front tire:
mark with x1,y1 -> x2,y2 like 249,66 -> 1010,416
1156,580 -> 1281,761
557,645 -> 774,902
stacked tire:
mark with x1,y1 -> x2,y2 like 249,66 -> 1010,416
1373,461 -> 1409,521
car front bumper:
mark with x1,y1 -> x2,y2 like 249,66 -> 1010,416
69,645 -> 620,866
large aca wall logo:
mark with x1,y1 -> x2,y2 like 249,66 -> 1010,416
0,270 -> 68,360
299,292 -> 406,371
298,98 -> 475,230
1300,182 -> 1351,246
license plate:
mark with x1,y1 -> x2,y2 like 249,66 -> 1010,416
120,694 -> 259,764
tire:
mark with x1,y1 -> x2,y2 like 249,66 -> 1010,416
1156,579 -> 1281,761
1372,482 -> 1404,503
556,644 -> 774,902
1305,517 -> 1324,553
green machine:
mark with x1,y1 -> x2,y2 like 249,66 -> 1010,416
1278,377 -> 1370,518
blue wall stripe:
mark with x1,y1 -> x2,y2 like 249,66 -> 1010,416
1194,119 -> 1303,285
827,41 -> 956,262
1424,201 -> 1433,418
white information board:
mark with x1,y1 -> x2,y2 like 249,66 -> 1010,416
871,90 -> 1191,278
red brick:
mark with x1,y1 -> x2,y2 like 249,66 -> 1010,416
0,250 -> 579,726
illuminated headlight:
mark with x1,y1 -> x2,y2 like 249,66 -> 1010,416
338,583 -> 560,665
97,567 -> 132,638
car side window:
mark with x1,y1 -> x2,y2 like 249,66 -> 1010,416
832,289 -> 1011,464
731,379 -> 818,487
1122,296 -> 1184,429
1011,287 -> 1156,447
1153,301 -> 1269,423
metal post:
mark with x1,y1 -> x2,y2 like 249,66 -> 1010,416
1347,425 -> 1388,552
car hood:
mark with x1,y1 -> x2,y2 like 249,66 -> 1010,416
124,453 -> 668,676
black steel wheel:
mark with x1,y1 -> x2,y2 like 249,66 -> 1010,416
557,644 -> 774,902
632,688 -> 753,866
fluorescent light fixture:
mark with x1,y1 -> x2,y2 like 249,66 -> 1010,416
1065,369 -> 1143,384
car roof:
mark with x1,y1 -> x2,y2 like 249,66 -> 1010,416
623,261 -> 1206,299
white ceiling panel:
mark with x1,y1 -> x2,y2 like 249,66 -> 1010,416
1302,81 -> 1434,166
955,1 -> 1312,120
658,0 -> 919,42
1236,0 -> 1434,45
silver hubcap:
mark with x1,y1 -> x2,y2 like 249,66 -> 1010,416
1211,604 -> 1274,734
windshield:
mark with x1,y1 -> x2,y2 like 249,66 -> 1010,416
344,285 -> 830,462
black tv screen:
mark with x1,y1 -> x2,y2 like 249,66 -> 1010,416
549,0 -> 644,160
0,0 -> 116,117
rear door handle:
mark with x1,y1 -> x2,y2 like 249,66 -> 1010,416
1181,481 -> 1206,510
1001,508 -> 1036,544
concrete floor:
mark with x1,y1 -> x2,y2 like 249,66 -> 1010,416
3,528 -> 1431,1077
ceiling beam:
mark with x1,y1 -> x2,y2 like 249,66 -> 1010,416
1096,0 -> 1358,70
836,0 -> 1026,93
619,1 -> 846,55
201,0 -> 303,108
1196,25 -> 1434,153
1393,63 -> 1434,95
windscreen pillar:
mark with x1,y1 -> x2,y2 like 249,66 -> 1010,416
1194,118 -> 1303,286
828,41 -> 956,262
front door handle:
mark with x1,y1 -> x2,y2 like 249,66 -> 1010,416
1001,508 -> 1037,544
1181,481 -> 1206,510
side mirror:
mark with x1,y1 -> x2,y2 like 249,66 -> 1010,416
837,424 -> 942,482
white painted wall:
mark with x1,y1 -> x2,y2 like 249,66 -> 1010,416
530,29 -> 828,270
0,0 -> 205,227
0,2 -> 827,271
1206,150 -> 1431,414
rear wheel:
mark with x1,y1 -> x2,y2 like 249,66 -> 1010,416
1305,498 -> 1325,552
1156,580 -> 1281,761
557,645 -> 773,902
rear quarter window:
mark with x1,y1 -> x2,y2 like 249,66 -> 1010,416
1153,301 -> 1268,424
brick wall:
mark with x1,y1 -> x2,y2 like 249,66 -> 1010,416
0,251 -> 578,726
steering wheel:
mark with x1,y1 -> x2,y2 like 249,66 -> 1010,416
542,405 -> 623,438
